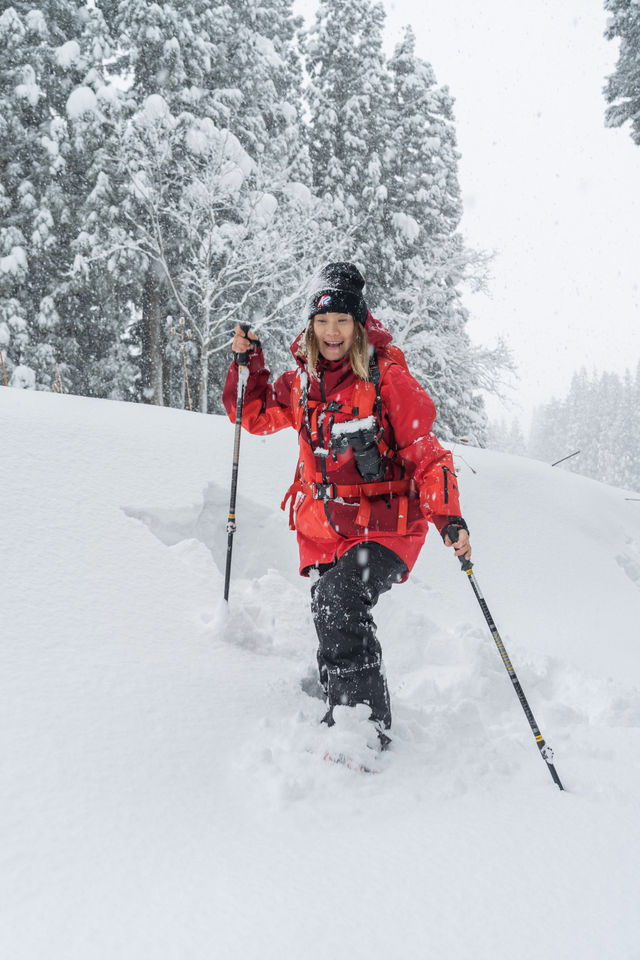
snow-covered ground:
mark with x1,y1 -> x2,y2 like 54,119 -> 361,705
2,386 -> 640,959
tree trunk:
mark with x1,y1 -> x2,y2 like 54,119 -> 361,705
140,267 -> 165,406
198,346 -> 209,414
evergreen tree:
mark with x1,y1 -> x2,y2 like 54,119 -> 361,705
98,0 -> 235,405
385,28 -> 461,258
0,1 -> 127,394
305,0 -> 389,268
528,397 -> 563,464
623,362 -> 640,488
604,0 -> 640,146
594,371 -> 622,481
528,366 -> 640,492
380,27 -> 504,442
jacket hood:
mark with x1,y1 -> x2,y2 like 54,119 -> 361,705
290,310 -> 393,365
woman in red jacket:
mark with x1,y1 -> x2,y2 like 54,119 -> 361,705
224,262 -> 471,747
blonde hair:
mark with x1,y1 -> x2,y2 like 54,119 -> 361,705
298,318 -> 371,381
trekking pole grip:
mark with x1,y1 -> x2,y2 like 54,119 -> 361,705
234,323 -> 260,366
444,523 -> 473,571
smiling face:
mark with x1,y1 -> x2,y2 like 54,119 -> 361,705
313,312 -> 356,361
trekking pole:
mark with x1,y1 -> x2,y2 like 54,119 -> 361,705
445,525 -> 564,791
224,324 -> 258,602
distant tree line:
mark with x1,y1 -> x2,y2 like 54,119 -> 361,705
528,366 -> 640,491
485,418 -> 526,457
486,366 -> 640,493
0,0 -> 510,441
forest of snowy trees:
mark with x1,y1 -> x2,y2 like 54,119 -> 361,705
3,0 -> 638,463
0,0 -> 510,442
485,362 -> 640,494
527,366 -> 640,492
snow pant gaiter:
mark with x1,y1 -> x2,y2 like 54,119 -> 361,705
309,542 -> 408,729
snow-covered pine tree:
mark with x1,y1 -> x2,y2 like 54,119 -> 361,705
600,371 -> 626,483
528,396 -> 566,465
0,0 -> 125,394
214,0 -> 307,167
529,370 -> 593,472
604,0 -> 640,146
586,371 -> 622,485
96,0 -> 233,406
379,26 -> 505,443
606,367 -> 640,492
385,30 -> 460,247
305,0 -> 389,270
0,6 -> 31,384
563,368 -> 590,466
621,363 -> 640,490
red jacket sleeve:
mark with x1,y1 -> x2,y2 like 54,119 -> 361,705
379,363 -> 463,531
222,348 -> 296,435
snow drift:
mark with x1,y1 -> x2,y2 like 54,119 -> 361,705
1,387 -> 639,959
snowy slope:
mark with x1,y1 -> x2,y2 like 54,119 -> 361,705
2,387 -> 640,960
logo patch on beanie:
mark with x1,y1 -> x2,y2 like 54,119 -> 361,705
316,294 -> 332,309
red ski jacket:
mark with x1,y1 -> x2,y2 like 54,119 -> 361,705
222,313 -> 463,579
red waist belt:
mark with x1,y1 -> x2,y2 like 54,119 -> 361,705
281,478 -> 417,534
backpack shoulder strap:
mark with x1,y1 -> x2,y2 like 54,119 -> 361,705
290,369 -> 305,433
366,346 -> 413,472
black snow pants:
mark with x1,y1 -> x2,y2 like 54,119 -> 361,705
309,542 -> 408,730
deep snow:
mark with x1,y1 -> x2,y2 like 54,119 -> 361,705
2,386 -> 640,959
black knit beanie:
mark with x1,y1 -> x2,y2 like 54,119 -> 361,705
307,262 -> 368,325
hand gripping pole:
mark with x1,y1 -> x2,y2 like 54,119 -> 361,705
446,526 -> 564,791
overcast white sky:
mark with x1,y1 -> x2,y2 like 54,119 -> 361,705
295,0 -> 640,428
